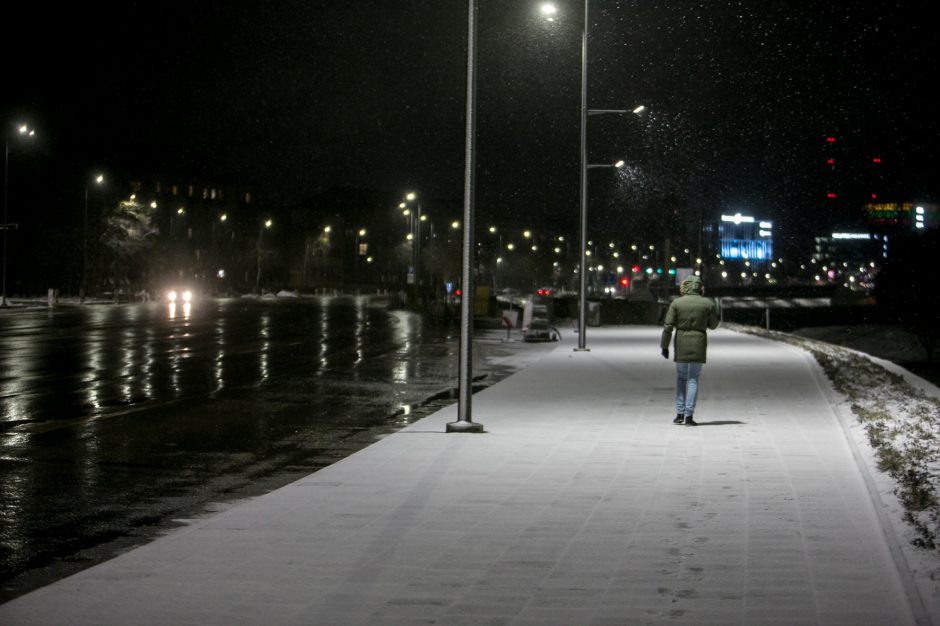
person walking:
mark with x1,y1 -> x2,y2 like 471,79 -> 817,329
660,274 -> 719,426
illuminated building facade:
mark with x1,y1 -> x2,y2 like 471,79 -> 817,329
718,213 -> 774,269
865,201 -> 937,233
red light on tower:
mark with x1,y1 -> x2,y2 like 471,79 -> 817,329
871,193 -> 877,200
872,157 -> 882,164
827,192 -> 838,199
826,158 -> 836,165
826,136 -> 837,143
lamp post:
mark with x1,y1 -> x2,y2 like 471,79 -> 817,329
400,192 -> 422,308
255,218 -> 273,294
355,228 -> 366,286
80,173 -> 105,303
448,0 -> 484,433
2,124 -> 35,308
560,0 -> 648,350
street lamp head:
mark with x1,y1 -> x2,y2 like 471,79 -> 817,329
614,160 -> 625,168
405,192 -> 417,201
632,105 -> 646,115
94,174 -> 104,184
358,228 -> 367,236
266,219 -> 274,228
17,124 -> 35,137
540,3 -> 558,20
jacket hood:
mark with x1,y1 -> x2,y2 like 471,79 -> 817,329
679,275 -> 704,296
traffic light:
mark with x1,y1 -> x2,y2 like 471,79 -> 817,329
619,277 -> 629,287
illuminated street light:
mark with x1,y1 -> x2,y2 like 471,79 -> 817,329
2,122 -> 37,307
571,0 -> 648,349
255,218 -> 273,294
400,192 -> 422,308
80,172 -> 105,303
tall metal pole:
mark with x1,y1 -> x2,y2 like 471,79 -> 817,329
81,186 -> 89,303
448,0 -> 483,433
414,203 -> 421,308
576,0 -> 590,351
1,140 -> 9,308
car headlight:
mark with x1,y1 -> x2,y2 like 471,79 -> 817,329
182,290 -> 193,303
167,290 -> 178,302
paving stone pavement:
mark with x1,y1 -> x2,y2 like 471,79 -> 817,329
0,326 -> 929,625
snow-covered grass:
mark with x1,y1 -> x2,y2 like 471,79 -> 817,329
731,322 -> 940,613
735,323 -> 940,547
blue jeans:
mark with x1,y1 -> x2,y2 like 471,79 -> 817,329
675,362 -> 703,417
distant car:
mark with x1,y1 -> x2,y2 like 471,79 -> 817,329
162,287 -> 198,319
164,287 -> 195,304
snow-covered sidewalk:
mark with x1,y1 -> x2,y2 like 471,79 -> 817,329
0,326 -> 929,624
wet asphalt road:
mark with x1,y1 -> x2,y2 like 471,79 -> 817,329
0,295 -> 528,602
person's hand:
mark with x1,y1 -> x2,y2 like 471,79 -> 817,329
661,348 -> 669,359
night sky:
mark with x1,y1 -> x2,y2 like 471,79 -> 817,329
4,0 -> 938,261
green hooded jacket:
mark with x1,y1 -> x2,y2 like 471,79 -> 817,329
660,275 -> 720,363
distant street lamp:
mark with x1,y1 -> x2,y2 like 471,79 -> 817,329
400,192 -> 422,307
255,218 -> 273,293
80,173 -> 105,303
562,0 -> 646,350
355,228 -> 367,284
2,123 -> 36,308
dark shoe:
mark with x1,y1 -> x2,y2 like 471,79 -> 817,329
684,416 -> 698,426
673,414 -> 685,425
